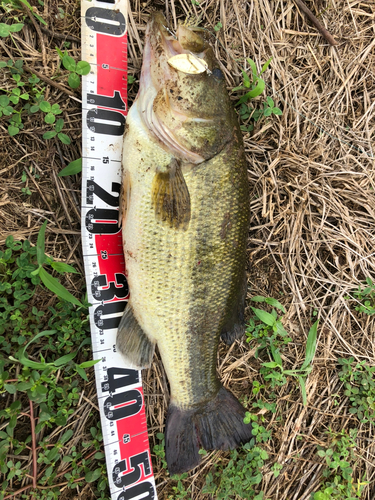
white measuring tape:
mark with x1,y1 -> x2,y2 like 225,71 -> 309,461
81,1 -> 157,498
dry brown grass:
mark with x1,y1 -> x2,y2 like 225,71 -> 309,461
1,0 -> 375,498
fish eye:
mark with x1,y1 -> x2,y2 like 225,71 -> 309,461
212,68 -> 224,79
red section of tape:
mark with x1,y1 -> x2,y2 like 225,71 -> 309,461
95,233 -> 127,284
97,33 -> 128,110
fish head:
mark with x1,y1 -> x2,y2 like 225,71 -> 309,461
137,12 -> 240,164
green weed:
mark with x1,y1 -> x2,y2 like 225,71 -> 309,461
0,231 -> 105,499
58,158 -> 82,177
202,438 -> 267,499
338,357 -> 375,423
234,58 -> 282,133
0,54 -> 88,140
312,429 -> 367,500
56,48 -> 91,89
153,432 -> 168,470
246,296 -> 290,353
246,297 -> 318,405
345,277 -> 375,315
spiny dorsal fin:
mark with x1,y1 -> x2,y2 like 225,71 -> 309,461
151,159 -> 190,230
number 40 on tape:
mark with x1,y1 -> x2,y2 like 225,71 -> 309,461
81,1 -> 157,499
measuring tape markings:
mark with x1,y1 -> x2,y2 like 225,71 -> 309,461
81,1 -> 157,499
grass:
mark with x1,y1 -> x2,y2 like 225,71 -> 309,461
0,234 -> 105,499
1,0 -> 375,498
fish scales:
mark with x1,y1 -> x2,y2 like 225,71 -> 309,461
117,12 -> 253,474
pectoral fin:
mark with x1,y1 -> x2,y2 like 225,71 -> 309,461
119,170 -> 131,228
151,159 -> 191,230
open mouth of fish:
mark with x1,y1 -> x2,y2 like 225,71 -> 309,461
137,14 -> 216,164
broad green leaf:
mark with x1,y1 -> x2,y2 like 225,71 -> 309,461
301,321 -> 318,370
12,86 -> 21,95
76,366 -> 88,381
0,61 -> 7,67
76,61 -> 91,76
262,361 -> 280,369
265,297 -> 286,313
39,267 -> 83,306
43,131 -> 57,139
266,96 -> 274,107
20,93 -> 29,100
298,376 -> 307,406
251,296 -> 267,303
58,158 -> 82,176
9,23 -> 24,33
30,105 -> 40,113
85,468 -> 102,483
275,322 -> 289,339
55,118 -> 64,133
50,261 -> 78,274
62,55 -> 76,72
51,103 -> 62,114
36,220 -> 47,265
3,106 -> 13,116
251,307 -> 276,327
58,133 -> 70,145
236,79 -> 265,105
68,72 -> 80,89
4,384 -> 17,394
273,107 -> 282,115
60,430 -> 73,444
17,381 -> 33,391
44,112 -> 55,124
0,24 -> 11,37
264,107 -> 272,117
9,95 -> 19,104
0,95 -> 10,106
53,351 -> 77,366
8,125 -> 19,136
39,101 -> 51,112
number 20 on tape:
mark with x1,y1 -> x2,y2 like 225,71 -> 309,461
81,1 -> 157,499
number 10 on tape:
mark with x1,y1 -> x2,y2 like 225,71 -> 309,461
81,1 -> 157,498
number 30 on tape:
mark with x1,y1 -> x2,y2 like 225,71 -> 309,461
81,1 -> 157,499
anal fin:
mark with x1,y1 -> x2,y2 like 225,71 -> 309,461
116,304 -> 155,369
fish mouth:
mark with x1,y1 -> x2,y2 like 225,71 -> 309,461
151,12 -> 209,62
140,12 -> 209,93
137,13 -> 210,164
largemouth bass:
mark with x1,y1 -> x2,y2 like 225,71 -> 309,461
117,12 -> 252,474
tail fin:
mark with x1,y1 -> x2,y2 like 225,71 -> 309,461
165,385 -> 253,475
